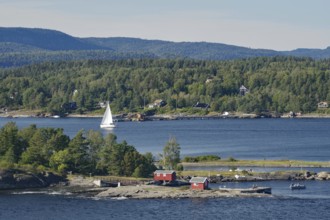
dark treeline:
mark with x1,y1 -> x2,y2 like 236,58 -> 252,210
1,56 -> 330,115
0,122 -> 156,177
0,49 -> 156,68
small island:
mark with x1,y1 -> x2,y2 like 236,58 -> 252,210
94,170 -> 272,199
1,123 -> 330,199
95,185 -> 272,199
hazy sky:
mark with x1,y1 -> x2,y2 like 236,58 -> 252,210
1,0 -> 329,50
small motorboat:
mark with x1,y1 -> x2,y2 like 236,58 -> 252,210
290,183 -> 306,190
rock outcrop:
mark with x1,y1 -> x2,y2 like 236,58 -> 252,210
316,172 -> 330,180
207,171 -> 329,183
0,169 -> 66,190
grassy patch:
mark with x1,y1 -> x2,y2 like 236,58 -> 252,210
178,186 -> 190,190
181,159 -> 330,168
92,175 -> 151,182
179,170 -> 245,177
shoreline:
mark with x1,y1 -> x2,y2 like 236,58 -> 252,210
1,183 -> 272,199
2,170 -> 329,199
52,170 -> 330,199
1,111 -> 330,120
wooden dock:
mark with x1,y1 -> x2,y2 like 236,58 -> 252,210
219,187 -> 272,195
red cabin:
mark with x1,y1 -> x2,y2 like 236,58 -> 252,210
189,177 -> 209,190
153,170 -> 176,182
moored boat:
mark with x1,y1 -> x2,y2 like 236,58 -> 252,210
290,183 -> 306,190
100,101 -> 116,128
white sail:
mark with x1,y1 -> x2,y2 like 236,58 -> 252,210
100,101 -> 115,128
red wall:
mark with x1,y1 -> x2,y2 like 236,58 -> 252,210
191,181 -> 208,190
191,183 -> 204,190
154,173 -> 176,181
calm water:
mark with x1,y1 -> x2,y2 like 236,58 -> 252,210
1,118 -> 330,219
1,181 -> 330,220
1,117 -> 330,161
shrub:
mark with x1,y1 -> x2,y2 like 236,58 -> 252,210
241,170 -> 249,175
196,155 -> 221,162
0,161 -> 15,169
228,157 -> 237,162
175,164 -> 184,171
182,155 -> 220,162
182,156 -> 198,162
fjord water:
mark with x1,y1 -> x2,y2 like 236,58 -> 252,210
1,117 -> 330,161
1,186 -> 330,220
1,117 -> 330,219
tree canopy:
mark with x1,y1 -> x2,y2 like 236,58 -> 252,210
160,136 -> 181,170
0,57 -> 330,115
0,123 -> 156,177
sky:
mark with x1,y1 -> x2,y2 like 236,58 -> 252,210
1,0 -> 330,51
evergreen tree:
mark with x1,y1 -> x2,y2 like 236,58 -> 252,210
67,130 -> 90,173
0,122 -> 22,163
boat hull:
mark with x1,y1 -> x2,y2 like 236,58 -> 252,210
100,124 -> 115,128
290,184 -> 306,190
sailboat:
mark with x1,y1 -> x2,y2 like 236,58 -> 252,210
100,101 -> 116,128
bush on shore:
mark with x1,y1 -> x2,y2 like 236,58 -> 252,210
182,155 -> 221,163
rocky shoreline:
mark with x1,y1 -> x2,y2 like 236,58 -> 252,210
1,110 -> 330,120
0,169 -> 65,190
206,171 -> 330,183
0,170 -> 272,199
95,185 -> 272,199
76,170 -> 330,199
1,169 -> 330,199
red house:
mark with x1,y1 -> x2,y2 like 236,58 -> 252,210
189,177 -> 209,190
153,170 -> 176,182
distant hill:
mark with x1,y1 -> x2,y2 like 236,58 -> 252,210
0,27 -> 330,67
284,47 -> 330,60
0,27 -> 105,51
84,37 -> 280,60
0,42 -> 46,53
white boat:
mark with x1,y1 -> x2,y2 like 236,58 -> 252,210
100,101 -> 116,128
290,183 -> 306,190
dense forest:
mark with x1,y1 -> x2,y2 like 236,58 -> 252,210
0,56 -> 330,115
0,122 -> 156,177
2,28 -> 330,68
0,47 -> 155,68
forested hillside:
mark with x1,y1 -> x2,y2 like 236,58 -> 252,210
85,37 -> 280,60
1,57 -> 329,115
2,27 -> 330,68
285,47 -> 330,60
0,27 -> 103,51
0,49 -> 156,68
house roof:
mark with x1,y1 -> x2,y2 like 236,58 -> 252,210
189,177 -> 208,183
154,170 -> 176,175
154,99 -> 164,103
240,85 -> 248,90
193,102 -> 209,108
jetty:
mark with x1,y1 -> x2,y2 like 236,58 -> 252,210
219,186 -> 272,195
